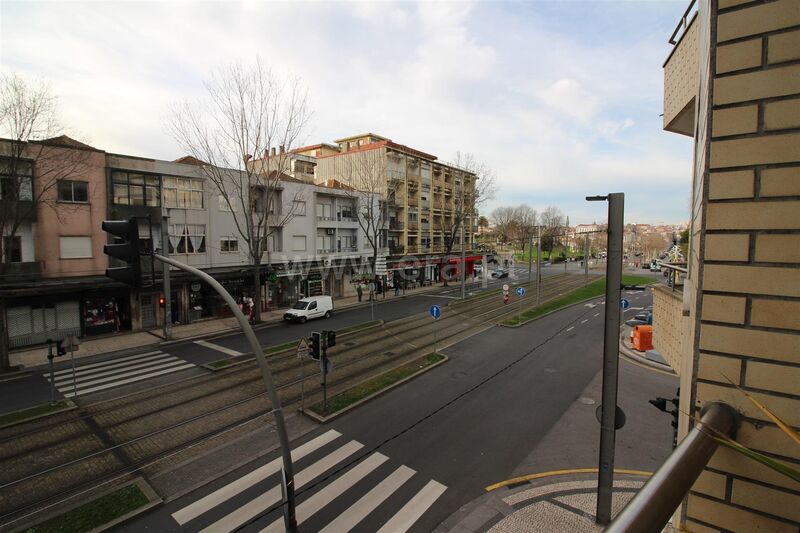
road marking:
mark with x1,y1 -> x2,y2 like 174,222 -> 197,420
63,363 -> 195,398
426,294 -> 460,299
260,452 -> 389,533
376,479 -> 447,533
53,353 -> 175,382
55,358 -> 187,388
566,326 -> 574,332
51,350 -> 163,376
173,429 -> 341,525
593,313 -> 600,317
194,340 -> 243,357
581,319 -> 588,324
320,465 -> 415,533
199,440 -> 364,533
485,468 -> 653,492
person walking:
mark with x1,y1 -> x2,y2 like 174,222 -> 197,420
356,284 -> 363,303
394,281 -> 401,296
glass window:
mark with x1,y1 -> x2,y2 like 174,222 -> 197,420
57,180 -> 89,203
1,236 -> 22,263
0,158 -> 33,201
163,176 -> 204,208
169,224 -> 206,254
111,171 -> 161,206
220,238 -> 238,252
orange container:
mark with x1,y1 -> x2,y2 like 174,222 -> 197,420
632,325 -> 653,352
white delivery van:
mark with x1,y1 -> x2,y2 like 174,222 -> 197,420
283,296 -> 334,323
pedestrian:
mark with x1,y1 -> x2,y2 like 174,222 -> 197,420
503,293 -> 509,305
357,284 -> 363,302
394,281 -> 401,296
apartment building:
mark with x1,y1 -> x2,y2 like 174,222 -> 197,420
315,133 -> 482,282
655,1 -> 800,531
0,138 -> 376,351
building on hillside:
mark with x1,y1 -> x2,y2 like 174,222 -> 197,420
654,1 -> 800,531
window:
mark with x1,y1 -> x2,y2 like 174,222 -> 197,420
0,158 -> 33,201
220,238 -> 238,253
111,171 -> 160,206
340,233 -> 357,251
219,195 -> 238,212
316,202 -> 332,220
1,236 -> 22,263
292,235 -> 307,251
168,224 -> 206,254
308,301 -> 317,310
293,200 -> 306,216
57,180 -> 89,203
59,236 -> 93,259
339,202 -> 355,220
163,176 -> 204,208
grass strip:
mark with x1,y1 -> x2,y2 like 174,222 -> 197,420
0,401 -> 70,427
26,483 -> 148,533
502,275 -> 656,327
338,320 -> 381,335
308,353 -> 445,417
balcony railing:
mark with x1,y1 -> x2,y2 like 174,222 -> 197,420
407,197 -> 419,207
337,246 -> 358,253
407,221 -> 419,231
317,248 -> 335,254
389,245 -> 405,255
317,215 -> 336,221
389,221 -> 404,231
0,261 -> 42,281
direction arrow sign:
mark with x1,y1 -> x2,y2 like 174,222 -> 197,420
620,298 -> 631,310
516,287 -> 525,297
430,305 -> 441,319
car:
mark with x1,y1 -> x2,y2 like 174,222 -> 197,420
491,269 -> 509,279
283,295 -> 333,323
650,262 -> 660,272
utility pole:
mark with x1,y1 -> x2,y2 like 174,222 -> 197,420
584,233 -> 590,285
587,193 -> 625,526
461,222 -> 466,299
536,225 -> 542,306
528,233 -> 533,284
161,215 -> 172,340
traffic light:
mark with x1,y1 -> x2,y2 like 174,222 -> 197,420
326,330 -> 336,348
310,332 -> 321,361
159,295 -> 166,307
56,339 -> 66,357
102,218 -> 142,288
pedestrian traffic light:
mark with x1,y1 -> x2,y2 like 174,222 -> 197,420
310,332 -> 321,361
159,295 -> 166,307
102,218 -> 142,288
326,330 -> 336,348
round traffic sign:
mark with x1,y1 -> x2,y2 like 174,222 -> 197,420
502,284 -> 509,292
620,298 -> 631,310
430,305 -> 441,319
516,287 -> 525,297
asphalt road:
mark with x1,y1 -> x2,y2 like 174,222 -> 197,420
1,264 -> 583,413
124,288 -> 677,532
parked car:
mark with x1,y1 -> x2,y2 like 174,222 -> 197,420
283,296 -> 334,323
650,261 -> 660,272
491,269 -> 509,279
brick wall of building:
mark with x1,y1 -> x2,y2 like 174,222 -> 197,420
684,0 -> 800,531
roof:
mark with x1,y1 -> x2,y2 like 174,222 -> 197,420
318,179 -> 355,191
292,143 -> 339,153
334,132 -> 390,144
38,135 -> 102,152
173,155 -> 207,166
317,139 -> 438,162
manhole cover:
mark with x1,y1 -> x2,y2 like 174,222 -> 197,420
544,368 -> 557,373
578,397 -> 596,405
383,351 -> 395,357
344,342 -> 356,347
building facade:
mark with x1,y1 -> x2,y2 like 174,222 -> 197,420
656,1 -> 800,531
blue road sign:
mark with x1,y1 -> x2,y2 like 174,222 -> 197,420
430,305 -> 441,319
620,298 -> 631,310
516,287 -> 526,297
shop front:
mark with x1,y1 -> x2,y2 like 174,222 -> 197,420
5,295 -> 83,348
83,292 -> 128,336
188,275 -> 256,319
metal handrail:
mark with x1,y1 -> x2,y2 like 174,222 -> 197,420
606,401 -> 740,533
668,0 -> 697,45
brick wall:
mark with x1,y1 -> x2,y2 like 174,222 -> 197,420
684,0 -> 800,531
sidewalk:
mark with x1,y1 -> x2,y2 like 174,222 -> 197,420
8,281 -> 448,372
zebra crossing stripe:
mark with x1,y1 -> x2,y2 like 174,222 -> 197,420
199,440 -> 364,533
53,354 -> 176,385
259,452 -> 390,533
376,479 -> 447,533
172,429 -> 342,525
56,359 -> 189,389
62,363 -> 195,398
51,350 -> 163,376
319,465 -> 415,533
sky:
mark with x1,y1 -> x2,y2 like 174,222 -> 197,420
0,0 -> 694,225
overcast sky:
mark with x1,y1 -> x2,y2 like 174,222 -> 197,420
1,0 -> 693,225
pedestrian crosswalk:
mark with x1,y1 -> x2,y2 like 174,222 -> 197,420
45,350 -> 195,399
171,429 -> 447,532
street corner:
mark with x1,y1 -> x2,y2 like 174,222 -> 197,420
619,326 -> 675,375
440,469 -> 652,533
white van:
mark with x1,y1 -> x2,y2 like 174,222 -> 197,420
283,296 -> 334,323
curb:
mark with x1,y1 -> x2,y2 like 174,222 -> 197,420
0,399 -> 79,431
300,354 -> 449,423
497,292 -> 604,329
618,331 -> 675,373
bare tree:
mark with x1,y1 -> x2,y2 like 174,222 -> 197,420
540,205 -> 565,256
490,206 -> 516,244
437,152 -> 495,284
0,73 -> 91,371
334,149 -> 387,298
170,59 -> 310,322
512,204 -> 537,255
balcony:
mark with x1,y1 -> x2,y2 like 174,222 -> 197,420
317,248 -> 335,254
663,0 -> 698,136
389,244 -> 405,255
389,220 -> 404,231
652,283 -> 688,376
0,261 -> 42,281
407,197 -> 419,207
407,221 -> 419,231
